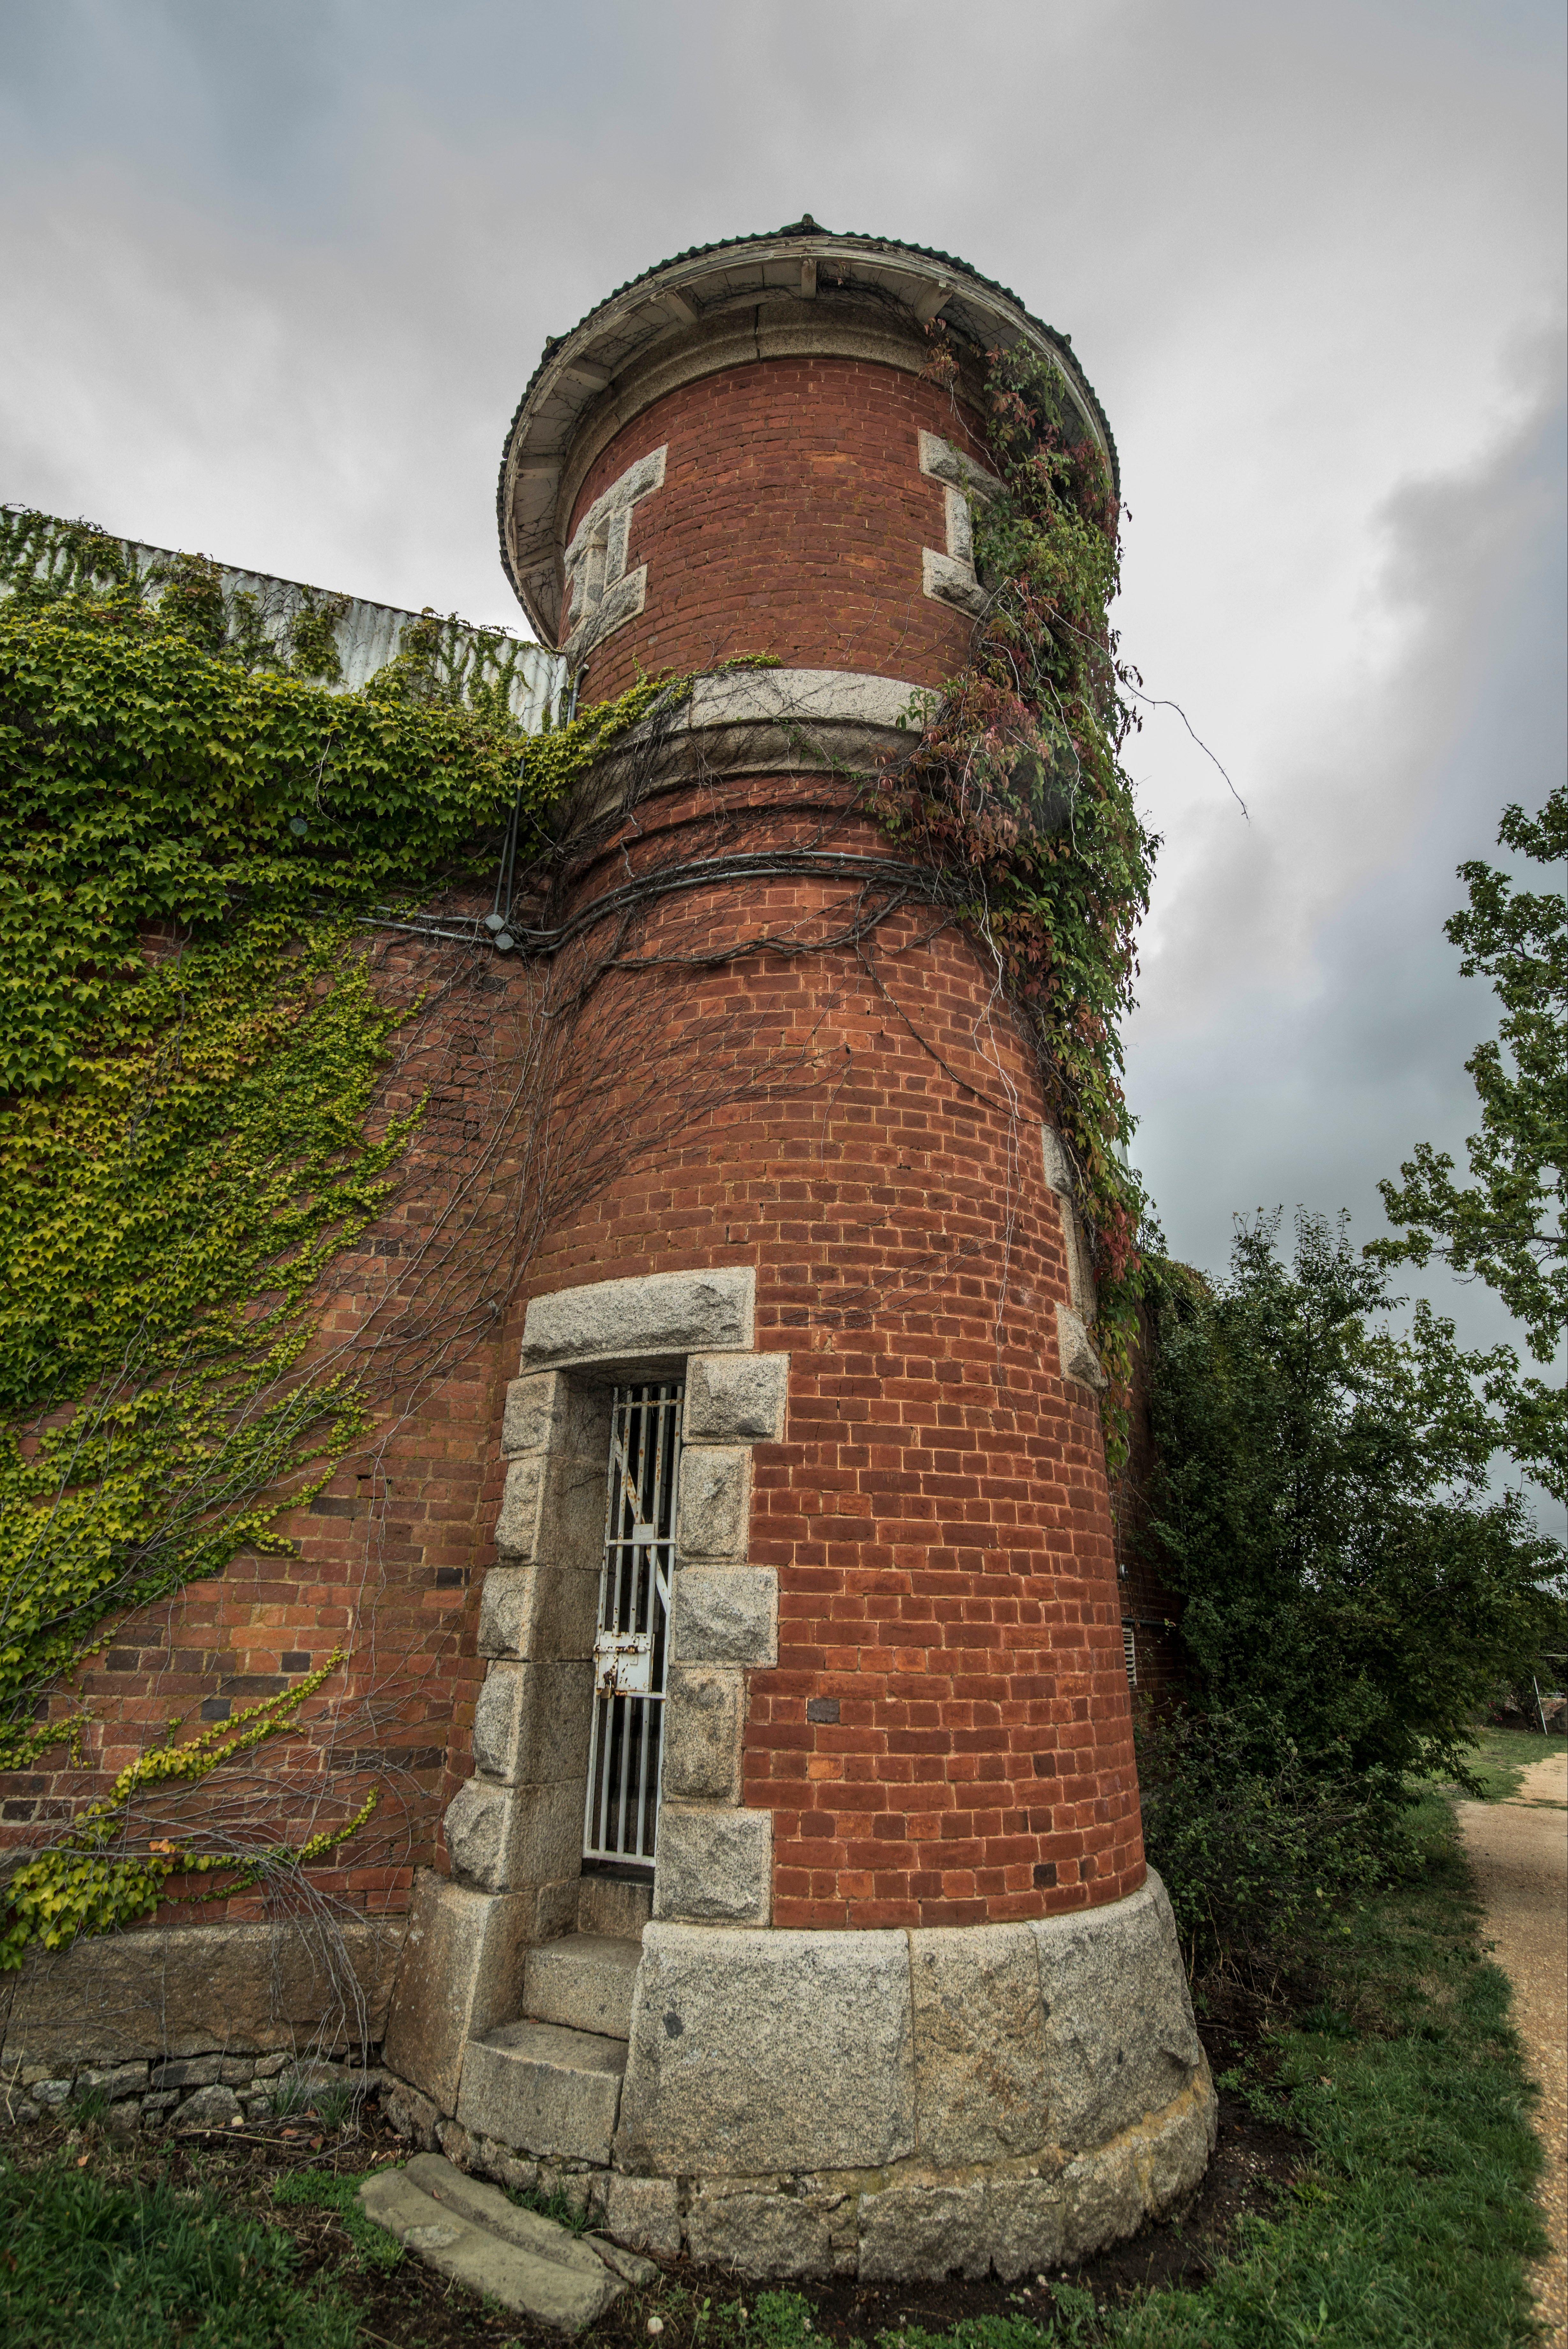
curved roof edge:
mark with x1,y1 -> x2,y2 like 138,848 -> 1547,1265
497,221 -> 1119,642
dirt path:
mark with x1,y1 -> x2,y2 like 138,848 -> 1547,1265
1458,1752 -> 1568,2349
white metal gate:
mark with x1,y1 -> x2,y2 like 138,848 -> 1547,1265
583,1382 -> 681,1867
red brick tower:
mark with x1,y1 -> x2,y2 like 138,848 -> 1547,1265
384,223 -> 1214,2276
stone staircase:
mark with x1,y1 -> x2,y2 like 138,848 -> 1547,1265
455,1876 -> 650,2164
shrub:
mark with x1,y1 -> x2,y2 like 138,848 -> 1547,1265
1137,1707 -> 1390,1994
1145,1211 -> 1565,1790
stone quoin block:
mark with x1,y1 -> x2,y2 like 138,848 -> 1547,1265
476,1564 -> 600,1663
491,1385 -> 610,1565
1055,1301 -> 1107,1390
660,1666 -> 744,1803
651,1806 -> 771,1923
675,1446 -> 752,1560
682,1352 -> 790,1443
1041,1124 -> 1098,1313
499,1370 -> 571,1458
1039,1123 -> 1075,1198
493,1452 -> 547,1559
670,1566 -> 777,1667
442,1776 -> 582,1896
918,427 -> 1004,504
470,1660 -> 594,1787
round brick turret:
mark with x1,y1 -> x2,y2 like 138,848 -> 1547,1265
490,224 -> 1140,1935
381,226 -> 1218,2274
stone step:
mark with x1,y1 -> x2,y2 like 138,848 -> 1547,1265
577,1872 -> 653,1941
358,2152 -> 623,2332
524,1933 -> 642,2040
456,2019 -> 628,2165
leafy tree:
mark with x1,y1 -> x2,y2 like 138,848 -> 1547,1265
1370,784 -> 1565,1501
1147,1211 -> 1565,1790
1141,1212 -> 1568,1982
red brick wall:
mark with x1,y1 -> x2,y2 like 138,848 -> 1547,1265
3,344 -> 1148,1947
3,803 -> 1145,1937
565,356 -> 991,699
519,777 -> 1146,1928
0,940 -> 531,1921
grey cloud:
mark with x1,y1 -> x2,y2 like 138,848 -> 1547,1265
0,0 -> 1560,1526
1126,357 -> 1564,1436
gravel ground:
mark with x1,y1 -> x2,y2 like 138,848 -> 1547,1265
1459,1752 -> 1568,2349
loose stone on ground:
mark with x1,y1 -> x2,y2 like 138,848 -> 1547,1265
356,2150 -> 626,2331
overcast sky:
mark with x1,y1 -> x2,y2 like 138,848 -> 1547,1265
2,0 -> 1562,1515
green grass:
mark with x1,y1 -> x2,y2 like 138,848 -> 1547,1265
1461,1725 -> 1567,1804
839,1796 -> 1549,2348
0,2154 -> 359,2347
1037,1794 -> 1547,2347
270,2165 -> 404,2270
506,2174 -> 595,2235
1,1795 -> 1549,2349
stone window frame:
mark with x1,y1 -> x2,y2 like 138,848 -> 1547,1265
918,429 -> 1003,619
562,444 -> 667,670
1041,1125 -> 1107,1393
440,1266 -> 787,1938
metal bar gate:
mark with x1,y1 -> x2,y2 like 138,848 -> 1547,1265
583,1382 -> 681,1867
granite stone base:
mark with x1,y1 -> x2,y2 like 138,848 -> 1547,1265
391,1869 -> 1216,2280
